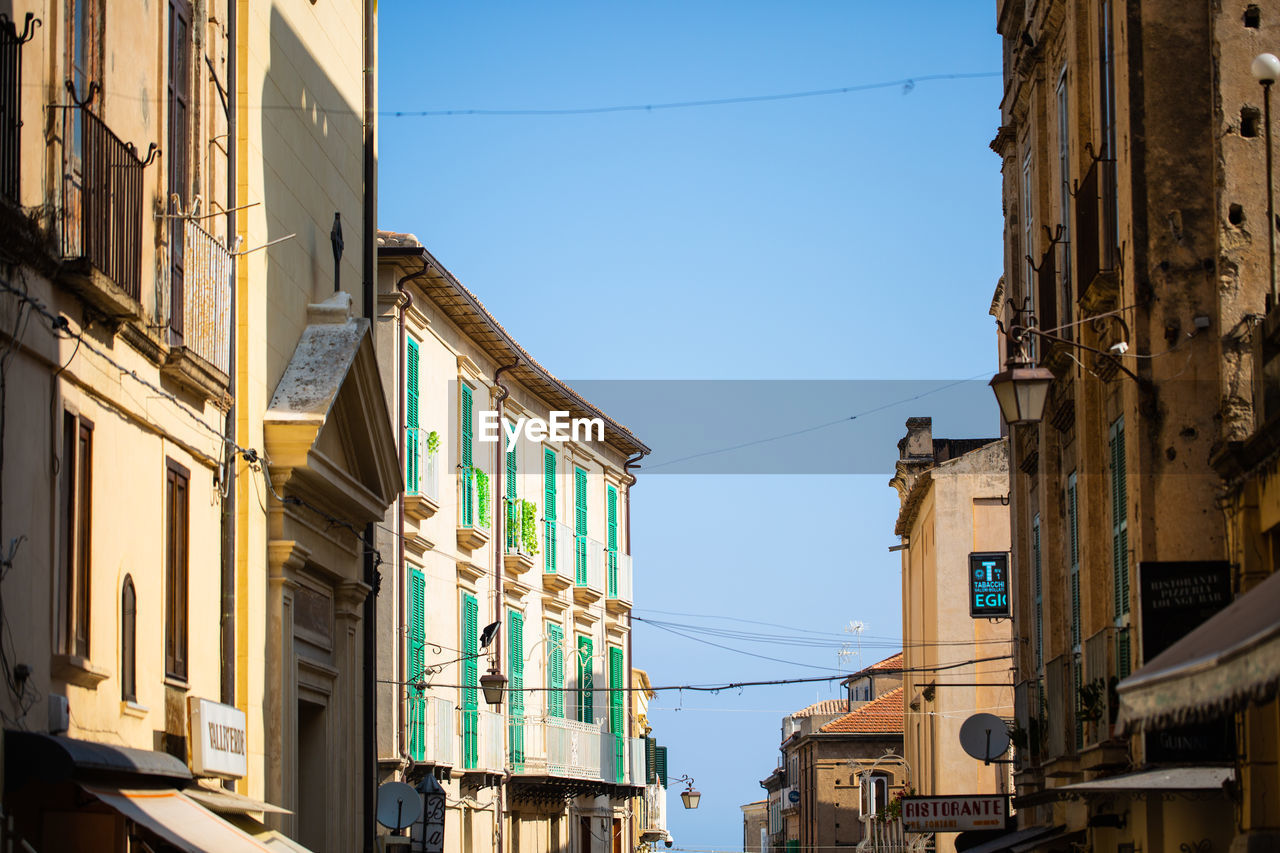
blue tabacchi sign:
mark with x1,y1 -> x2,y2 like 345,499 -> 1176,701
969,552 -> 1010,618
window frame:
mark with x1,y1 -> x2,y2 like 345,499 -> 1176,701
164,458 -> 190,682
121,575 -> 137,701
61,411 -> 93,658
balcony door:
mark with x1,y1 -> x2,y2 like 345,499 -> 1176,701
167,0 -> 191,340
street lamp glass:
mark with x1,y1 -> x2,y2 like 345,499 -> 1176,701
480,669 -> 507,706
680,788 -> 701,809
1254,53 -> 1280,84
989,366 -> 1054,425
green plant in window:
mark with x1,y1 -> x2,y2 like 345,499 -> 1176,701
1079,678 -> 1107,722
426,430 -> 440,455
520,500 -> 539,556
474,468 -> 492,528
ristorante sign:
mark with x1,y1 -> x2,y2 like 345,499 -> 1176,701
901,794 -> 1008,832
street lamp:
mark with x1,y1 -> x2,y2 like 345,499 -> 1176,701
674,775 -> 701,809
990,302 -> 1054,426
480,666 -> 507,707
1254,52 -> 1280,307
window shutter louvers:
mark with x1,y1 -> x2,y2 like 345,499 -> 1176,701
655,745 -> 668,788
548,622 -> 564,718
406,340 -> 420,493
577,635 -> 593,724
461,385 -> 474,526
574,468 -> 588,585
462,593 -> 479,768
607,485 -> 618,597
408,567 -> 426,760
544,450 -> 557,574
1068,473 -> 1080,650
609,645 -> 625,782
1032,514 -> 1043,674
508,610 -> 525,767
1110,417 -> 1130,619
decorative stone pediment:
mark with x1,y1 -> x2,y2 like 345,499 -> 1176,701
264,292 -> 400,526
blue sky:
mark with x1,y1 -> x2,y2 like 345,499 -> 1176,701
378,3 -> 1004,848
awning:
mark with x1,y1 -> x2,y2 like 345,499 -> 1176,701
184,780 -> 291,815
1117,569 -> 1280,730
81,785 -> 284,852
1052,765 -> 1233,796
5,730 -> 192,786
1009,828 -> 1084,852
957,825 -> 1063,853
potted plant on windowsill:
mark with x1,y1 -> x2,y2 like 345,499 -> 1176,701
504,499 -> 538,575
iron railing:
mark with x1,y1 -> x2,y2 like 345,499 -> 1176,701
575,534 -> 605,592
171,217 -> 232,373
405,431 -> 439,500
0,14 -> 37,204
608,551 -> 633,604
643,782 -> 668,834
544,521 -> 574,581
628,736 -> 645,786
475,708 -> 503,772
458,466 -> 490,529
61,97 -> 152,300
546,716 -> 603,780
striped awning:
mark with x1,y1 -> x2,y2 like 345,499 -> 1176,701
1117,570 -> 1280,731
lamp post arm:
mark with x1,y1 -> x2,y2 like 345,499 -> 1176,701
1019,327 -> 1142,383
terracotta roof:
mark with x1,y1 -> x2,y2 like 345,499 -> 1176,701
377,231 -> 650,458
820,688 -> 904,735
791,699 -> 850,718
869,652 -> 904,672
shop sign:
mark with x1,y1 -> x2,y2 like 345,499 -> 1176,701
188,697 -> 248,778
969,552 -> 1010,618
901,794 -> 1008,832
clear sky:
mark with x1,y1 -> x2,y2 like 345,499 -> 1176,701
378,3 -> 1004,849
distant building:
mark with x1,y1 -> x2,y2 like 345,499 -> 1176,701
754,654 -> 906,853
741,800 -> 767,853
889,418 -> 1012,853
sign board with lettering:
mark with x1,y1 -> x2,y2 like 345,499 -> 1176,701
901,794 -> 1008,832
969,552 -> 1010,618
187,697 -> 248,778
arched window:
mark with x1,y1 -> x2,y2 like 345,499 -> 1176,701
121,575 -> 136,702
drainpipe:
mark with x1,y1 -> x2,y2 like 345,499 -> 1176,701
219,0 -> 237,716
622,451 -> 644,824
361,3 -> 377,848
491,356 -> 519,853
394,258 -> 430,769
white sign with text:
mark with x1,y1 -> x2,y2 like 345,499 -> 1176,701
188,697 -> 248,779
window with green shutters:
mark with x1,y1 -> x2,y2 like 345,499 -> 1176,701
1116,627 -> 1131,679
461,592 -> 479,768
406,339 -> 420,494
544,450 -> 557,574
577,634 -> 593,724
609,645 -> 625,782
407,567 -> 426,760
508,610 -> 525,770
645,737 -> 657,784
574,467 -> 588,584
1032,514 -> 1043,674
606,485 -> 619,597
506,438 -> 519,551
547,622 -> 565,718
460,384 -> 474,527
1109,417 -> 1130,619
654,745 -> 668,788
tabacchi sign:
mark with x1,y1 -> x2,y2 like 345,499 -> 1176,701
901,795 -> 1008,832
188,697 -> 248,779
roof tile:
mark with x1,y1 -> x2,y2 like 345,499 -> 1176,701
819,687 -> 904,735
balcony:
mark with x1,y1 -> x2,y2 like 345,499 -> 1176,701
456,467 -> 491,552
1,15 -> 36,206
59,100 -> 153,319
404,433 -> 440,521
574,535 -> 605,605
628,736 -> 645,787
159,217 -> 233,399
459,708 -> 503,774
542,521 -> 574,592
503,498 -> 537,576
641,782 -> 667,839
408,694 -> 455,767
1074,157 -> 1120,312
546,716 -> 603,780
605,551 -> 633,614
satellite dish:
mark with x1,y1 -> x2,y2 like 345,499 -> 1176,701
959,713 -> 1012,762
376,781 -> 423,830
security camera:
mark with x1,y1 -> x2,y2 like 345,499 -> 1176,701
664,842 -> 673,849
1109,341 -> 1129,356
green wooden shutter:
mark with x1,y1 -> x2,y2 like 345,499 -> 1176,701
406,340 -> 420,494
462,593 -> 479,768
544,450 -> 557,574
577,634 -> 593,724
606,485 -> 618,597
408,566 -> 426,761
1068,472 -> 1080,650
645,737 -> 657,784
574,468 -> 588,584
460,385 -> 474,527
1032,514 -> 1043,674
1110,417 -> 1130,618
655,745 -> 668,788
609,645 -> 625,782
1117,627 -> 1131,679
508,609 -> 525,769
547,622 -> 564,718
507,440 -> 518,550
